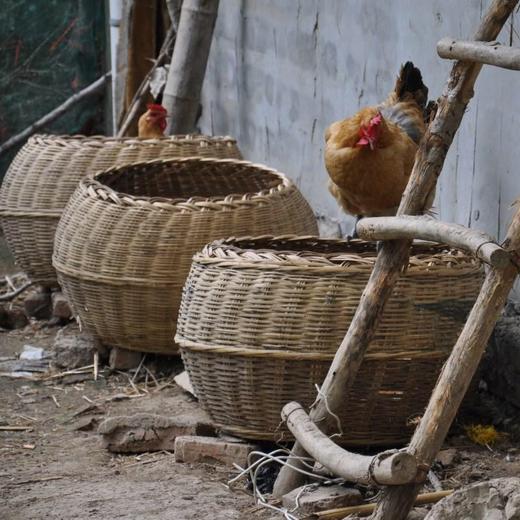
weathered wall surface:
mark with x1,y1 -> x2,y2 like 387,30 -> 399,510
199,0 -> 520,242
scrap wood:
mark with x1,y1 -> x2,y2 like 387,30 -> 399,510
123,451 -> 174,468
0,72 -> 111,157
314,490 -> 453,519
42,364 -> 94,380
7,475 -> 65,486
0,281 -> 33,302
93,351 -> 99,381
72,402 -> 103,417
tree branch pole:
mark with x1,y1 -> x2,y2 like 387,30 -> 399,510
162,0 -> 220,134
356,216 -> 509,268
437,37 -> 520,70
272,0 -> 518,499
282,402 -> 418,486
116,25 -> 176,137
0,73 -> 111,157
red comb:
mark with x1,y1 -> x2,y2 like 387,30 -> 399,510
370,113 -> 382,125
147,103 -> 167,114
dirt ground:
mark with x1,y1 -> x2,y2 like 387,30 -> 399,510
1,322 -> 520,520
0,324 -> 278,520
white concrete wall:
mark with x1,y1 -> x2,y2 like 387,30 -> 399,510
199,0 -> 520,242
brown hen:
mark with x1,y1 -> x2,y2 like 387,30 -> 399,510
325,62 -> 435,225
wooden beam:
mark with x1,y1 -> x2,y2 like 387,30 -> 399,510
272,0 -> 519,500
438,37 -> 520,70
356,216 -> 510,268
282,402 -> 418,486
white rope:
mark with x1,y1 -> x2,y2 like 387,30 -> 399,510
227,448 -> 344,520
310,383 -> 344,439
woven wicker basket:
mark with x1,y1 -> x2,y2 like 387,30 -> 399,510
0,134 -> 242,286
176,236 -> 484,445
53,159 -> 318,354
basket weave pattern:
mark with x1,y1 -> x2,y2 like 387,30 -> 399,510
176,237 -> 484,445
53,159 -> 318,353
0,134 -> 242,285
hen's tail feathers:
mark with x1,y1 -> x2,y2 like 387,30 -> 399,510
394,61 -> 429,109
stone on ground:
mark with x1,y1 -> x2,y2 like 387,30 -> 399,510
53,327 -> 99,369
174,435 -> 256,467
435,448 -> 458,467
425,477 -> 520,519
282,484 -> 362,515
98,413 -> 215,453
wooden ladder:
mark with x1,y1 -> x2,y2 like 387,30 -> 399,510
273,1 -> 520,519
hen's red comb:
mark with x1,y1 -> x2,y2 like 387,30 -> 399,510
147,103 -> 167,115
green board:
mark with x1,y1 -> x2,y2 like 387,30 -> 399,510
0,0 -> 107,178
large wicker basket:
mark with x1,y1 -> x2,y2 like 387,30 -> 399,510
53,159 -> 318,354
176,236 -> 484,445
0,134 -> 242,286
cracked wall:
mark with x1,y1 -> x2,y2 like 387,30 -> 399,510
199,0 -> 520,247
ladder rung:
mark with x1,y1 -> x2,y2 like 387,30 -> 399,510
437,37 -> 520,70
356,216 -> 510,268
281,402 -> 418,486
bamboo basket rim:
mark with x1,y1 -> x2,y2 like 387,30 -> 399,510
192,235 -> 483,274
0,135 -> 242,216
175,337 -> 451,361
78,157 -> 294,211
26,133 -> 239,148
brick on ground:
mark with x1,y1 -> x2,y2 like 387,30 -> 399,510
52,292 -> 72,320
282,484 -> 362,515
109,346 -> 142,370
174,435 -> 256,467
98,413 -> 215,453
24,291 -> 52,320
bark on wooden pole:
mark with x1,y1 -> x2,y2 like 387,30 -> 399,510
371,208 -> 520,519
162,0 -> 220,134
282,402 -> 418,486
272,0 -> 519,499
356,216 -> 509,268
438,37 -> 520,70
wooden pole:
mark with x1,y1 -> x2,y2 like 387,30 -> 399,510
272,0 -> 519,498
162,0 -> 220,134
356,216 -> 509,268
0,73 -> 111,157
438,37 -> 520,70
282,402 -> 418,486
117,26 -> 176,137
371,208 -> 520,520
